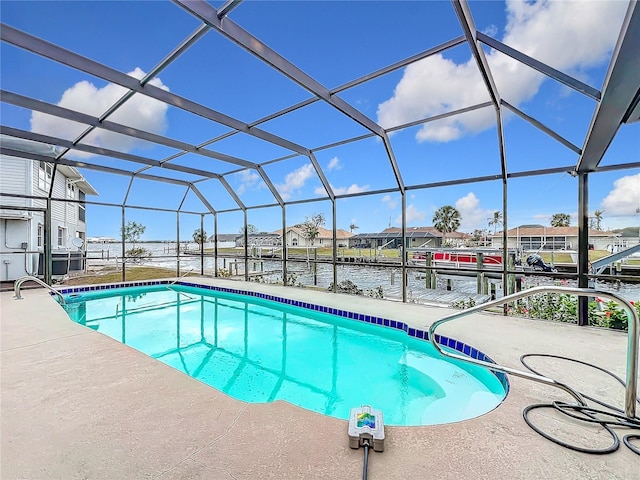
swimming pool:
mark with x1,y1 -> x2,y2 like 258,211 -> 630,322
60,282 -> 508,426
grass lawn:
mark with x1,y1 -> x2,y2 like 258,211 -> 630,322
537,250 -> 640,265
62,266 -> 200,286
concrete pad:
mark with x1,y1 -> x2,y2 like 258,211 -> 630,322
2,280 -> 638,479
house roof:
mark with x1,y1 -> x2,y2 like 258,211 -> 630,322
1,136 -> 99,196
382,227 -> 468,238
57,165 -> 99,196
207,233 -> 238,242
273,226 -> 354,239
493,226 -> 616,237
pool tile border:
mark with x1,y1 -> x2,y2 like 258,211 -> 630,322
56,280 -> 510,393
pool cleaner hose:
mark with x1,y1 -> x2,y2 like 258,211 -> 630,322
362,439 -> 370,480
519,353 -> 640,455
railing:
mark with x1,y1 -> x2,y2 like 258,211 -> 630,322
169,267 -> 194,285
428,285 -> 638,418
13,275 -> 66,305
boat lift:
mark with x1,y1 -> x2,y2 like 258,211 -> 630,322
590,244 -> 640,275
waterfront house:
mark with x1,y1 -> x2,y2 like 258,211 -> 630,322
490,225 -> 623,251
273,226 -> 353,248
235,232 -> 282,248
350,227 -> 468,249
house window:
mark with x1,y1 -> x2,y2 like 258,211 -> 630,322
57,227 -> 66,248
544,236 -> 567,250
38,162 -> 53,191
67,182 -> 75,199
78,191 -> 86,222
520,236 -> 542,250
37,223 -> 43,247
292,238 -> 298,246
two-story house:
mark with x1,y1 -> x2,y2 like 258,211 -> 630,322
0,136 -> 98,281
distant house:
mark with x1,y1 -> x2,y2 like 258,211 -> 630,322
351,227 -> 467,249
235,232 -> 282,248
87,236 -> 118,243
273,226 -> 353,248
491,225 -> 621,251
0,136 -> 98,281
206,233 -> 238,248
614,227 -> 640,250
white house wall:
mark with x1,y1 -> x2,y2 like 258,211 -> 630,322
0,155 -> 90,280
0,154 -> 30,211
0,217 -> 41,280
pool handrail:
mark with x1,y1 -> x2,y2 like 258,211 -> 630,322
428,285 -> 638,418
169,267 -> 194,285
13,275 -> 66,305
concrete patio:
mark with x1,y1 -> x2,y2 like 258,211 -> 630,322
1,278 -> 638,479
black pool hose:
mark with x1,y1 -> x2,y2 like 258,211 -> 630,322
362,439 -> 370,480
519,353 -> 640,455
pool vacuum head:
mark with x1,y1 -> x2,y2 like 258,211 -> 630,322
348,405 -> 385,452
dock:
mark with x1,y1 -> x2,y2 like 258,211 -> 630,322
382,284 -> 491,306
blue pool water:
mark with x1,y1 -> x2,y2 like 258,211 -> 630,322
62,284 -> 506,426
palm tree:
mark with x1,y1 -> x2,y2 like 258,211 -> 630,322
432,205 -> 461,246
593,210 -> 604,230
550,213 -> 571,227
349,223 -> 359,233
192,228 -> 207,245
488,210 -> 503,235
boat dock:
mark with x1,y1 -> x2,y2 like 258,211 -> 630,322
382,284 -> 491,306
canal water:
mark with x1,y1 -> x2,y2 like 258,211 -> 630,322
85,242 -> 640,304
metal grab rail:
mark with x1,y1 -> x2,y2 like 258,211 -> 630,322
169,267 -> 194,285
428,285 -> 638,418
13,275 -> 66,305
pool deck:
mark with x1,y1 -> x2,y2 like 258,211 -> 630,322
1,277 -> 638,479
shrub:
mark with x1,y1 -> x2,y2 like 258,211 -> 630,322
125,247 -> 151,263
217,268 -> 231,277
330,280 -> 363,295
451,290 -> 638,331
508,292 -> 637,331
451,297 -> 477,309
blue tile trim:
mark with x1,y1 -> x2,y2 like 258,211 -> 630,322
53,280 -> 509,393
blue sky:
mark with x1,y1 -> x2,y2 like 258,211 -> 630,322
1,0 -> 638,240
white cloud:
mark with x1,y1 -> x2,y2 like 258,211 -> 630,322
532,213 -> 550,221
31,68 -> 170,155
235,169 -> 262,195
277,163 -> 316,200
397,204 -> 426,226
482,24 -> 499,37
377,1 -> 626,142
314,183 -> 369,196
601,173 -> 640,217
327,156 -> 341,171
455,192 -> 493,230
382,194 -> 398,209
